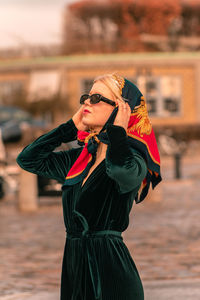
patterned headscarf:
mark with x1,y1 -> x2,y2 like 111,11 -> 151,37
62,74 -> 162,204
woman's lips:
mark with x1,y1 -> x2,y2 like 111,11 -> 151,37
83,109 -> 91,113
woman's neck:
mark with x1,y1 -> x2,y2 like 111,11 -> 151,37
96,142 -> 107,161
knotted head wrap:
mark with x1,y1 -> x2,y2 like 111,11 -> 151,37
62,74 -> 162,204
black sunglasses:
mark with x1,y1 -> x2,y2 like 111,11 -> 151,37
80,93 -> 129,107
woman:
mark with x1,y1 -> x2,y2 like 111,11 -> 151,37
16,73 -> 162,300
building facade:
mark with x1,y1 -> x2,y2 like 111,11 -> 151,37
0,52 -> 200,138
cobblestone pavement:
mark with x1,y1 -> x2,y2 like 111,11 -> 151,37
1,154 -> 200,299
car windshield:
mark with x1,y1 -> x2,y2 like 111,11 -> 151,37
0,110 -> 11,122
0,107 -> 31,122
13,110 -> 31,121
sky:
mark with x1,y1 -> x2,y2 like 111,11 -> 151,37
0,0 -> 77,49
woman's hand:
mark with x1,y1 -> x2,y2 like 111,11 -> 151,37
72,106 -> 88,131
113,99 -> 131,131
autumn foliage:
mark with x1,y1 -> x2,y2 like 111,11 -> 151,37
62,0 -> 200,54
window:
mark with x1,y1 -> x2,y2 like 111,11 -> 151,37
0,81 -> 24,105
81,79 -> 93,94
132,75 -> 182,117
28,71 -> 60,102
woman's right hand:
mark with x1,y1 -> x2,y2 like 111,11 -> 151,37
72,106 -> 88,131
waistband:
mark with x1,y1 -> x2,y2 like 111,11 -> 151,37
66,229 -> 123,240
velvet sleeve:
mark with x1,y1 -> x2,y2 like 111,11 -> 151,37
105,124 -> 148,194
16,118 -> 81,184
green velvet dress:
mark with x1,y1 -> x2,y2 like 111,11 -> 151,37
16,118 -> 147,300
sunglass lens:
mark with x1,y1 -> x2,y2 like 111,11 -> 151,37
80,94 -> 89,104
90,94 -> 101,104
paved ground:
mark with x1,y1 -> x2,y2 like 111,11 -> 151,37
1,152 -> 200,299
1,279 -> 200,300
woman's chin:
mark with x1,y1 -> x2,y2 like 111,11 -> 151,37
82,116 -> 93,125
82,119 -> 90,126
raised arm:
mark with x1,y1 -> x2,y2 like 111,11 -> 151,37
16,118 -> 81,184
105,124 -> 147,193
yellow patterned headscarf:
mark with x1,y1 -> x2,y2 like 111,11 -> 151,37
109,74 -> 162,203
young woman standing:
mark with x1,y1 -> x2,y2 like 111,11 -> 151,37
16,73 -> 162,300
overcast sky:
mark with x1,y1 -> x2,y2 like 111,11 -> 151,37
0,0 -> 77,49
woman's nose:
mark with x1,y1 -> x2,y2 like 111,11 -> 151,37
84,98 -> 91,105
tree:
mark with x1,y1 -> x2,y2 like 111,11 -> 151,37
62,0 -> 200,54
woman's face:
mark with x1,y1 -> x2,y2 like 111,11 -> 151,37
81,81 -> 116,132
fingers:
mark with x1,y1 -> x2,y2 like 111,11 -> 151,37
113,99 -> 131,130
126,102 -> 131,114
116,98 -> 131,116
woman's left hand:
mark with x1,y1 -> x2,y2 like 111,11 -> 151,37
113,99 -> 131,131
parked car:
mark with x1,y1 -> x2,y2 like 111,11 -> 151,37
0,105 -> 48,143
0,105 -> 51,199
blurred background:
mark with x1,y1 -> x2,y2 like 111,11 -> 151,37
0,0 -> 200,299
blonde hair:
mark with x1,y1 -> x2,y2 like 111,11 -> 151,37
93,72 -> 125,104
